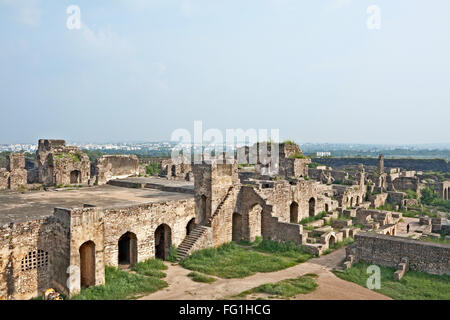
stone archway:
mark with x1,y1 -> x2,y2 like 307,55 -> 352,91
118,232 -> 137,267
232,212 -> 242,241
350,197 -> 354,208
155,224 -> 172,260
325,203 -> 329,212
356,196 -> 360,205
70,170 -> 81,184
186,218 -> 196,236
290,201 -> 299,223
79,241 -> 95,289
328,235 -> 336,247
308,198 -> 315,217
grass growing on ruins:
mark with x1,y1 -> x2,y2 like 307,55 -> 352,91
233,273 -> 318,300
322,237 -> 354,255
334,262 -> 450,300
71,266 -> 168,300
132,258 -> 168,278
299,211 -> 327,225
180,242 -> 309,279
187,271 -> 217,283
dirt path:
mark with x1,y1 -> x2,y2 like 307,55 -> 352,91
139,248 -> 390,300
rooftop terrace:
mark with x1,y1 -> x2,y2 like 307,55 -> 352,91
0,180 -> 194,225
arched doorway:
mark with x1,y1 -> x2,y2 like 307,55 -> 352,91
118,232 -> 137,267
155,224 -> 171,260
79,241 -> 95,288
328,235 -> 336,248
386,231 -> 390,236
350,197 -> 354,208
308,198 -> 315,217
325,203 -> 329,213
290,201 -> 299,223
70,170 -> 81,184
232,212 -> 242,241
186,218 -> 196,236
356,196 -> 360,205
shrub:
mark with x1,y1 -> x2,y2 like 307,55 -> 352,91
187,272 -> 216,283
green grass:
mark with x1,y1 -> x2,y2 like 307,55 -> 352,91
180,242 -> 310,279
299,211 -> 327,225
288,152 -> 308,159
71,266 -> 168,300
234,273 -> 318,299
187,272 -> 217,283
132,258 -> 168,278
145,162 -> 161,175
322,237 -> 354,255
254,239 -> 312,263
334,262 -> 450,300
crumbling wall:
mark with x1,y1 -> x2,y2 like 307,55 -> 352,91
37,140 -> 90,186
0,217 -> 56,300
0,169 -> 9,190
95,155 -> 140,185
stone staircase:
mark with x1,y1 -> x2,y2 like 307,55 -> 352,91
207,186 -> 234,226
176,225 -> 209,261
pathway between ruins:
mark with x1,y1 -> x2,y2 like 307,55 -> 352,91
139,248 -> 390,300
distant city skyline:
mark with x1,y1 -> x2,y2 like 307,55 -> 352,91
1,1 -> 449,144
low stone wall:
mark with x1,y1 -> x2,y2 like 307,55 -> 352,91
347,232 -> 450,275
369,193 -> 388,208
269,217 -> 303,244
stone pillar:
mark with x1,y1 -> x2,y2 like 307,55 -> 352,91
378,154 -> 384,174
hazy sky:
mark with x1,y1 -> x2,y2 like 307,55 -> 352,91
0,0 -> 449,144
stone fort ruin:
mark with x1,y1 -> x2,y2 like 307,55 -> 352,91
0,139 -> 448,299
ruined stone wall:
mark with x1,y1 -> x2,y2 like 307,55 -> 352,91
160,159 -> 192,181
279,158 -> 310,178
392,177 -> 419,192
368,193 -> 388,208
102,199 -> 196,266
0,169 -> 9,191
387,191 -> 405,205
348,232 -> 450,275
95,155 -> 140,185
37,140 -> 90,187
0,217 -> 56,300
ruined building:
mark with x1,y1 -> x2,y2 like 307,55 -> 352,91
0,141 -> 447,299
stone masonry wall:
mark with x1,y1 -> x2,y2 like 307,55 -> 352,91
95,155 -> 140,185
348,232 -> 450,275
103,199 -> 196,266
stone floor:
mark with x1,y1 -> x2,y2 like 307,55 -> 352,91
0,184 -> 193,225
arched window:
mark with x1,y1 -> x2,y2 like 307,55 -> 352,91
290,201 -> 299,223
308,198 -> 315,217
